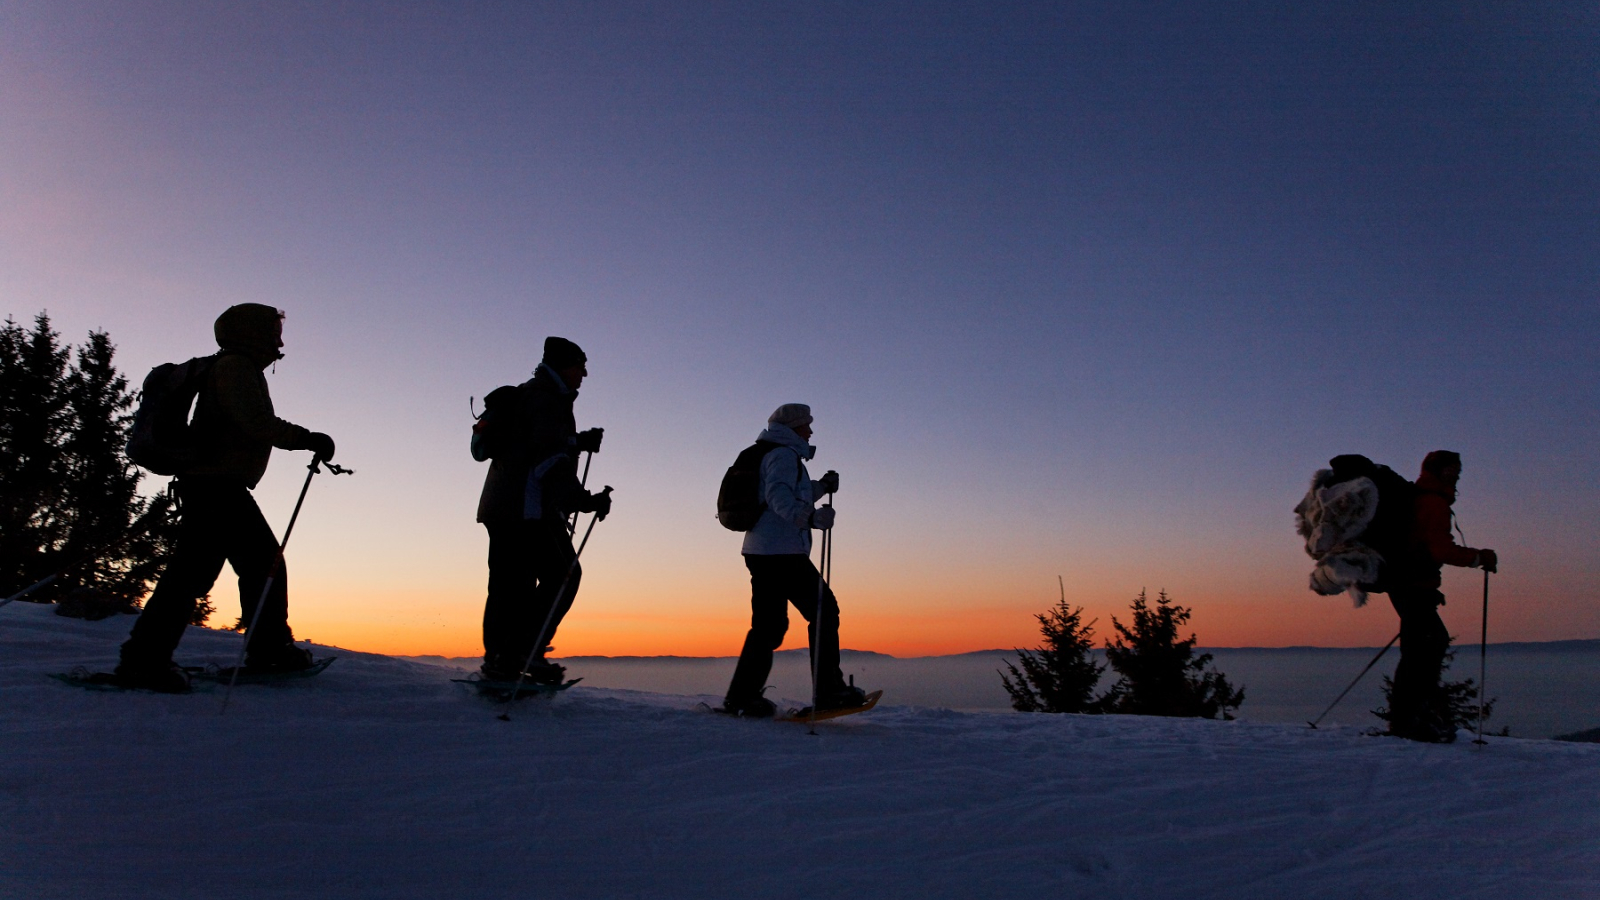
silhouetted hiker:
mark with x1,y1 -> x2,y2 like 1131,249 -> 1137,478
1388,450 -> 1497,742
721,404 -> 865,718
117,304 -> 336,692
474,337 -> 610,684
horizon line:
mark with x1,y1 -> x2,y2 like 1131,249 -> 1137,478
397,637 -> 1600,663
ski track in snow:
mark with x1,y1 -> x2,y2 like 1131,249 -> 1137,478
2,603 -> 1596,900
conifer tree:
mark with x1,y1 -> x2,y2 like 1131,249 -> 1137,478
0,314 -> 72,591
1001,577 -> 1106,713
0,314 -> 182,614
1100,589 -> 1243,720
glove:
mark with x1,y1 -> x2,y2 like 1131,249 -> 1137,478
575,428 -> 604,454
811,506 -> 835,530
582,488 -> 613,521
1478,549 -> 1498,574
305,432 -> 336,462
816,470 -> 839,495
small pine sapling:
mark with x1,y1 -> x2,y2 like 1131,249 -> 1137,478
1101,589 -> 1244,720
1001,576 -> 1106,713
1373,640 -> 1499,740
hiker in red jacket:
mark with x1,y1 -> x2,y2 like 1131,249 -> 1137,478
1387,450 -> 1497,742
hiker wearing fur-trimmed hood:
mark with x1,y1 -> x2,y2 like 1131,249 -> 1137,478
214,303 -> 286,366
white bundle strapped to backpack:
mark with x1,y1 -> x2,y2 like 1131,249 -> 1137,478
1294,469 -> 1383,607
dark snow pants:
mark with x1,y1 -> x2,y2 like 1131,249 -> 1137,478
482,517 -> 580,669
122,477 -> 290,666
1388,586 -> 1450,731
725,553 -> 846,703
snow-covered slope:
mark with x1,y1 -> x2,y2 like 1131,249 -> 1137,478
3,602 -> 1596,900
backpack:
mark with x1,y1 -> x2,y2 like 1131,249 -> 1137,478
1294,454 -> 1418,605
125,355 -> 218,475
470,384 -> 524,462
716,440 -> 781,531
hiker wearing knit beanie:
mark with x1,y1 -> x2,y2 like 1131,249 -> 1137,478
474,337 -> 610,686
716,404 -> 865,718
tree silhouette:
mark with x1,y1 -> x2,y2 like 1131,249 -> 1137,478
1100,589 -> 1243,720
1001,577 -> 1107,713
0,314 -> 189,617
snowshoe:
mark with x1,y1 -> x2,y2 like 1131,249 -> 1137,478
54,665 -> 201,693
192,656 -> 335,684
778,689 -> 884,723
454,671 -> 582,700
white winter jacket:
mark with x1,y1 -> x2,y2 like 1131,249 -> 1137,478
741,423 -> 820,556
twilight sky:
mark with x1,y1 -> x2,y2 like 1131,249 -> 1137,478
2,1 -> 1596,657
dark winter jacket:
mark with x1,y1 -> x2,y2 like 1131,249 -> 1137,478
184,350 -> 313,489
475,365 -> 595,524
1406,470 -> 1482,590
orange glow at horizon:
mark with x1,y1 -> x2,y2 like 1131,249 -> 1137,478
269,569 -> 1586,660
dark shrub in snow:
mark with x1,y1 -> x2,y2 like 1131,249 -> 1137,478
1100,589 -> 1244,720
1001,578 -> 1107,713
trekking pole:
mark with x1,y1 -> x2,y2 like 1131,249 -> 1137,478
1474,570 -> 1490,746
500,486 -> 611,722
0,575 -> 57,611
220,456 -> 353,714
1307,632 -> 1399,728
808,492 -> 834,736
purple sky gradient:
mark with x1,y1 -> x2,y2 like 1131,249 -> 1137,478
2,2 -> 1596,655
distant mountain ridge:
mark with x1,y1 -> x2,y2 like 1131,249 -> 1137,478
405,638 -> 1600,666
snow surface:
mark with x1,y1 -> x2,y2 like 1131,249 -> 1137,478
4,602 -> 1597,900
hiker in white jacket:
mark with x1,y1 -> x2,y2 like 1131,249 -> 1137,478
722,403 -> 865,718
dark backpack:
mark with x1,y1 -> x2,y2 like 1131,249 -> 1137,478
471,384 -> 525,462
716,440 -> 781,531
126,355 -> 218,475
1324,454 -> 1418,591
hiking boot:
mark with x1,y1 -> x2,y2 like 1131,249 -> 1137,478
114,660 -> 193,694
245,642 -> 315,673
523,660 -> 567,685
479,661 -> 521,683
817,685 -> 868,711
722,694 -> 776,718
